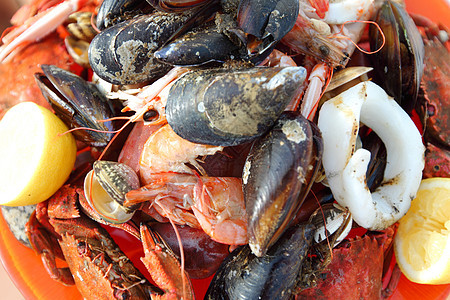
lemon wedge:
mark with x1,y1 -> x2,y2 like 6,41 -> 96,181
394,177 -> 450,284
0,102 -> 76,206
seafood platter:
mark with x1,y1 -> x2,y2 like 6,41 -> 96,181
0,0 -> 449,299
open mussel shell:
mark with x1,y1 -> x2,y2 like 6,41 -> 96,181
370,0 -> 424,114
34,64 -> 116,147
84,161 -> 140,224
243,111 -> 323,257
205,223 -> 314,300
309,203 -> 352,247
166,66 -> 307,146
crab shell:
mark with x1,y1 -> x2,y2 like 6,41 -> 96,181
296,225 -> 397,299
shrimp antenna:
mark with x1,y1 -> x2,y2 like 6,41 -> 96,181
330,20 -> 386,55
311,189 -> 333,260
90,11 -> 101,33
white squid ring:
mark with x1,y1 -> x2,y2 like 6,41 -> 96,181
318,81 -> 425,230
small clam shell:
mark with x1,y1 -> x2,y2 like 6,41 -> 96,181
84,161 -> 140,224
64,37 -> 90,68
93,161 -> 140,206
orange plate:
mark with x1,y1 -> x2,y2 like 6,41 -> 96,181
1,0 -> 450,298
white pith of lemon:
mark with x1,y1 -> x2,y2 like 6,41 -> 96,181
394,177 -> 450,285
0,102 -> 76,206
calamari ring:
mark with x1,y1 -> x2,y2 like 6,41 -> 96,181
318,81 -> 424,230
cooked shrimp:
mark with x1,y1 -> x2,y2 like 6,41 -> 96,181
126,173 -> 247,245
139,124 -> 223,184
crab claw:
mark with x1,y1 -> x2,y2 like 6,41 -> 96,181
140,224 -> 195,300
0,0 -> 87,63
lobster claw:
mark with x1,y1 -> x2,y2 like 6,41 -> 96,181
140,224 -> 195,300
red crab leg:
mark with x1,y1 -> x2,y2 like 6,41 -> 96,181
25,212 -> 74,285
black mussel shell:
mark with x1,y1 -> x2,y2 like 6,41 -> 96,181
205,223 -> 314,300
361,131 -> 387,192
166,66 -> 307,146
146,0 -> 218,12
237,0 -> 299,41
243,111 -> 323,257
89,12 -> 191,85
370,0 -> 424,114
35,65 -> 116,147
155,27 -> 241,66
96,0 -> 154,30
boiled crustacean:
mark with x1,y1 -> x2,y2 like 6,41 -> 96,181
25,184 -> 194,299
413,15 -> 450,178
125,172 -> 248,246
296,225 -> 398,299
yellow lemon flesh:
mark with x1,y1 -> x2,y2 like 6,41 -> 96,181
394,177 -> 450,284
0,102 -> 76,206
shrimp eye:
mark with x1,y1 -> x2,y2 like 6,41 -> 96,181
143,109 -> 158,122
319,45 -> 330,57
